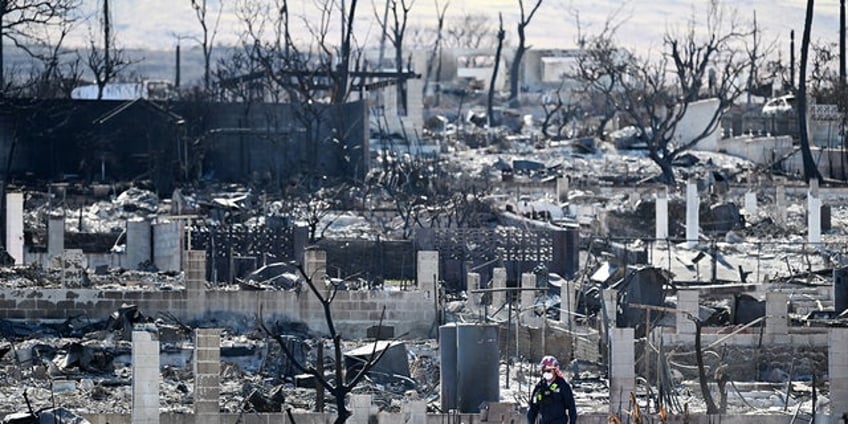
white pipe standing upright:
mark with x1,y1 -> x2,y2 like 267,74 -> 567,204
808,179 -> 822,244
5,192 -> 23,265
656,187 -> 668,240
775,180 -> 786,225
745,191 -> 758,216
686,179 -> 699,248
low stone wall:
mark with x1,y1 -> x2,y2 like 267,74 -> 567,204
0,286 -> 436,338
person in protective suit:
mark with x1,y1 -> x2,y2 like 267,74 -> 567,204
527,355 -> 577,424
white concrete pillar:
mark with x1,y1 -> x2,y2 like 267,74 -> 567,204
406,51 -> 427,129
467,272 -> 482,313
744,191 -> 758,216
808,180 -> 822,244
5,192 -> 24,265
775,179 -> 787,225
560,280 -> 576,329
492,268 -> 507,310
602,289 -> 618,330
152,220 -> 181,272
676,290 -> 699,336
401,400 -> 427,424
686,179 -> 699,248
609,328 -> 635,417
132,328 -> 160,424
556,176 -> 569,203
417,250 -> 439,298
655,187 -> 668,241
520,273 -> 540,327
829,329 -> 848,421
126,219 -> 151,270
765,292 -> 788,336
194,329 -> 221,424
304,249 -> 327,282
349,394 -> 373,424
47,215 -> 65,261
383,84 -> 398,120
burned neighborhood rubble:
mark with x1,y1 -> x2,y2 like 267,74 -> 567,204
1,120 -> 847,423
5,1 -> 848,422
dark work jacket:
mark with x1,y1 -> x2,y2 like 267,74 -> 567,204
527,376 -> 577,424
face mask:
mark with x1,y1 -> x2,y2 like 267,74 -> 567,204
542,372 -> 554,381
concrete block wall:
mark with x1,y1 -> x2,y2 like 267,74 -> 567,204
830,328 -> 848,421
132,328 -> 160,424
153,221 -> 181,272
0,287 -> 436,338
6,192 -> 24,265
127,219 -> 152,270
609,328 -> 635,417
194,329 -> 221,424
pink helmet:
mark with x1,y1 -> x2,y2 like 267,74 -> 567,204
539,355 -> 559,368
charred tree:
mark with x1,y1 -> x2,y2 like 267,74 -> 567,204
508,0 -> 543,107
259,264 -> 393,424
0,0 -> 78,95
798,0 -> 823,183
488,13 -> 505,133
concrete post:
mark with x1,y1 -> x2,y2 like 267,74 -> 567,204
556,176 -> 569,203
492,268 -> 507,311
132,327 -> 160,424
47,215 -> 65,262
686,179 -> 699,248
609,328 -> 635,417
184,250 -> 207,290
560,280 -> 576,329
775,179 -> 787,225
185,250 -> 207,316
384,83 -> 398,119
5,192 -> 23,265
829,329 -> 848,421
401,400 -> 427,424
349,394 -> 373,424
304,249 -> 327,282
416,250 -> 439,298
126,218 -> 151,270
520,273 -> 539,327
655,187 -> 668,241
152,220 -> 181,272
744,191 -> 758,216
293,224 -> 309,268
467,272 -> 482,313
406,51 -> 427,129
808,180 -> 822,244
676,290 -> 699,337
552,225 -> 580,279
602,289 -> 618,330
765,292 -> 788,337
194,329 -> 221,424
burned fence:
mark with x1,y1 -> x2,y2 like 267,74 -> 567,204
188,224 -> 416,284
188,224 -> 304,283
416,226 -> 579,291
314,238 -> 416,285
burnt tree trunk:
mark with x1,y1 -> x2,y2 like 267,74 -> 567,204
798,0 -> 823,183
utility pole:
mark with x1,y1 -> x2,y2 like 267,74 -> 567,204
104,0 -> 110,74
841,0 -> 846,88
0,0 -> 5,95
791,30 -> 796,92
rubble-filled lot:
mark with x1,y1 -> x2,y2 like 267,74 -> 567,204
1,133 -> 846,421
